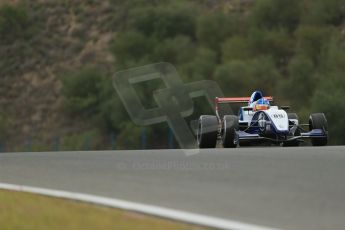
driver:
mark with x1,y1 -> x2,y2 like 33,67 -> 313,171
249,91 -> 270,111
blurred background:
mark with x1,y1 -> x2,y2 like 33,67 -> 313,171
0,0 -> 344,151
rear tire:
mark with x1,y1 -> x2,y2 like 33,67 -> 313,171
283,113 -> 300,147
197,115 -> 218,148
309,113 -> 328,146
222,115 -> 238,148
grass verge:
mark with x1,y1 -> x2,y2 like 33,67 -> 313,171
0,189 -> 206,230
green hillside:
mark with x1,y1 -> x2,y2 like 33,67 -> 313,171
1,0 -> 345,150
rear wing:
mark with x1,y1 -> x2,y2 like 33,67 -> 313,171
215,96 -> 274,104
215,96 -> 274,118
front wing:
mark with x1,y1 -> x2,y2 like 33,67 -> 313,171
237,129 -> 327,143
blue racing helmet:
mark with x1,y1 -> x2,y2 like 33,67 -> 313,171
249,91 -> 263,104
257,98 -> 270,105
254,98 -> 270,111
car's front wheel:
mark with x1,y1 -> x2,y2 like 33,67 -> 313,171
197,115 -> 218,148
309,113 -> 328,146
222,115 -> 238,148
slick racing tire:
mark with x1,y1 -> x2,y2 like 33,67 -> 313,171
197,115 -> 218,148
309,113 -> 328,146
222,115 -> 238,148
283,113 -> 300,147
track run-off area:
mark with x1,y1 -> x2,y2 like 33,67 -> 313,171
1,146 -> 344,230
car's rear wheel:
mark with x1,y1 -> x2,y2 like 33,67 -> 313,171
197,115 -> 218,148
283,113 -> 300,147
222,115 -> 238,148
309,113 -> 328,146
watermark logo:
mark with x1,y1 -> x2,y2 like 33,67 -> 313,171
113,62 -> 230,155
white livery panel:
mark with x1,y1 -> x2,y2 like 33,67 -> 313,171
265,109 -> 289,132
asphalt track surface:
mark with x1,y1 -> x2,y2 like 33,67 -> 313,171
0,146 -> 344,230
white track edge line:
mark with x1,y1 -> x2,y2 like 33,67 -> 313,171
0,182 -> 278,230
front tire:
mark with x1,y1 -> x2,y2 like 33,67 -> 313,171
222,115 -> 238,148
197,115 -> 218,148
309,113 -> 328,146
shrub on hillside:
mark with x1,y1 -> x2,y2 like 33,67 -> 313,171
248,28 -> 294,65
214,60 -> 250,96
111,31 -> 153,68
61,67 -> 104,116
152,35 -> 195,64
303,0 -> 345,26
250,0 -> 301,32
247,56 -> 280,95
294,25 -> 335,64
283,56 -> 315,106
0,3 -> 31,43
222,36 -> 251,62
129,3 -> 196,40
215,56 -> 279,96
0,113 -> 8,139
311,35 -> 345,144
311,77 -> 345,144
182,47 -> 217,81
196,11 -> 235,52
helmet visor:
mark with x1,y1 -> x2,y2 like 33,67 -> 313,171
254,104 -> 269,111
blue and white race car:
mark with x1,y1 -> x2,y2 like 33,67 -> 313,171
197,91 -> 328,148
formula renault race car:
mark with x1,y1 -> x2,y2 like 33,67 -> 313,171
197,91 -> 328,148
